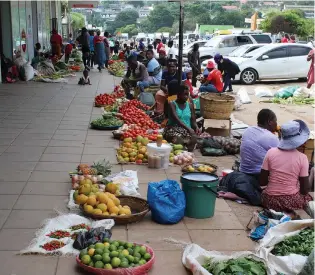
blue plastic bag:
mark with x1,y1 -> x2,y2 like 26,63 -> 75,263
147,180 -> 186,224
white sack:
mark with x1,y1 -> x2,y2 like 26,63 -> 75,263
237,87 -> 251,104
255,87 -> 273,98
23,63 -> 34,81
182,243 -> 276,275
257,219 -> 314,275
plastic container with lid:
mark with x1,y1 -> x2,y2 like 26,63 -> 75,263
147,143 -> 172,169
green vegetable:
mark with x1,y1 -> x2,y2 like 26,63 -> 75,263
271,227 -> 314,256
91,117 -> 123,128
271,96 -> 314,105
202,257 -> 267,275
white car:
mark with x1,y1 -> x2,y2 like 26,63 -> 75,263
231,44 -> 312,84
182,40 -> 207,61
201,44 -> 268,72
199,33 -> 273,62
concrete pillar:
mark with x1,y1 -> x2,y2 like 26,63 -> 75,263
0,1 -> 13,59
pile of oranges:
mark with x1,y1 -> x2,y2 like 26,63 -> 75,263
80,192 -> 131,217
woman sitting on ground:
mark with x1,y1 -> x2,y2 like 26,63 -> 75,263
260,120 -> 313,211
163,84 -> 199,151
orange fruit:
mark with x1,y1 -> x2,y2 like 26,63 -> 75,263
109,206 -> 119,214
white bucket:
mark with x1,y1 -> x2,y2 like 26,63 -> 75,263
147,143 -> 172,169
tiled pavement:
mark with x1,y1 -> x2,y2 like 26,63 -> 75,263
0,71 -> 258,275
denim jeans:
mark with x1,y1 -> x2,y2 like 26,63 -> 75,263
137,80 -> 150,93
223,73 -> 232,92
199,84 -> 218,93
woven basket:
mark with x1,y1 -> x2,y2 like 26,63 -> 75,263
200,93 -> 235,119
112,131 -> 123,140
76,243 -> 155,275
80,196 -> 150,225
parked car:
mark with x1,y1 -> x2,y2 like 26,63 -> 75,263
182,40 -> 207,62
199,33 -> 273,62
200,44 -> 268,72
230,44 -> 312,84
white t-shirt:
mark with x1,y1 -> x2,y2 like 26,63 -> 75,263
168,47 -> 178,59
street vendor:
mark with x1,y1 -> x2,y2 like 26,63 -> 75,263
163,84 -> 199,151
157,48 -> 168,68
260,120 -> 313,211
160,60 -> 186,96
218,109 -> 279,205
145,49 -> 162,86
240,109 -> 279,178
121,55 -> 149,99
199,61 -> 223,93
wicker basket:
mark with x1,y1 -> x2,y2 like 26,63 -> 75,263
80,196 -> 150,225
112,131 -> 123,140
76,243 -> 155,275
200,93 -> 235,119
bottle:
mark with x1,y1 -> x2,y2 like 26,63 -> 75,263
156,134 -> 163,147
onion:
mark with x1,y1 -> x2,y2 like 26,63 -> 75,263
99,184 -> 105,189
73,183 -> 79,189
177,160 -> 182,165
97,175 -> 103,181
72,174 -> 78,181
92,176 -> 98,183
174,156 -> 179,162
182,157 -> 188,163
79,175 -> 85,181
86,175 -> 92,179
186,156 -> 193,162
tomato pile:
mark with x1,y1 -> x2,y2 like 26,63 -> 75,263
94,94 -> 115,106
122,126 -> 159,141
112,88 -> 125,98
119,100 -> 159,130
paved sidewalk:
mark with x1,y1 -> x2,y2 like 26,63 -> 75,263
0,71 -> 257,275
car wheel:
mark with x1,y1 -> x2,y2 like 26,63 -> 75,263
241,69 -> 257,85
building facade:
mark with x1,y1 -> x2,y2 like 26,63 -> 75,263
0,0 -> 62,61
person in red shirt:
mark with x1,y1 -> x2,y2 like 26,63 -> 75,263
64,43 -> 73,63
50,29 -> 62,57
199,61 -> 223,93
155,36 -> 164,54
281,33 -> 290,43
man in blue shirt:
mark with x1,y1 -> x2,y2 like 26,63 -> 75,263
160,59 -> 186,95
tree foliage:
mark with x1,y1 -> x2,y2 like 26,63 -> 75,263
107,9 -> 139,33
70,12 -> 85,30
116,24 -> 138,36
156,27 -> 173,33
261,9 -> 314,37
144,4 -> 175,31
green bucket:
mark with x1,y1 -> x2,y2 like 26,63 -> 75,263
180,172 -> 219,219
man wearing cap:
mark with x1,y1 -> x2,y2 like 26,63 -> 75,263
199,61 -> 223,93
155,36 -> 164,54
157,48 -> 167,68
260,120 -> 313,211
214,53 -> 240,92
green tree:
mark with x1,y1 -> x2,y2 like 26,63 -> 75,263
261,10 -> 313,37
117,24 -> 138,36
125,1 -> 144,7
145,4 -> 175,31
70,12 -> 85,31
111,9 -> 139,31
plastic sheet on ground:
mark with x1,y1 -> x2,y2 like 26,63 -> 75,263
182,243 -> 276,275
19,213 -> 114,256
105,170 -> 140,196
237,88 -> 251,104
255,87 -> 273,98
256,219 -> 314,275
